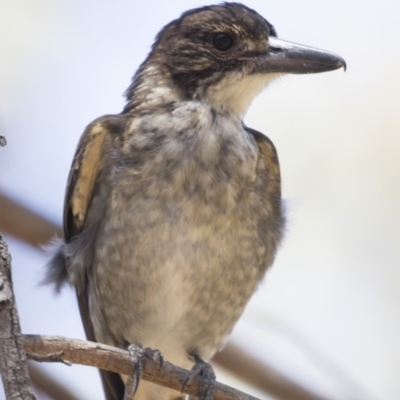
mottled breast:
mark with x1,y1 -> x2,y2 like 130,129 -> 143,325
79,101 -> 284,361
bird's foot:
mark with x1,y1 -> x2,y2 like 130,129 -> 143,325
182,355 -> 216,400
124,343 -> 163,400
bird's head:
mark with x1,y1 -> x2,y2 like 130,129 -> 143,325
125,2 -> 345,116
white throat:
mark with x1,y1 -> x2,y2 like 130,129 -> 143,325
203,72 -> 281,116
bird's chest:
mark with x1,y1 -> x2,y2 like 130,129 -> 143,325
93,111 -> 278,354
113,111 -> 264,229
107,116 -> 266,279
135,112 -> 260,202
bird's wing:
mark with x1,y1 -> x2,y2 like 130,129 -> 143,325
245,126 -> 281,197
65,116 -> 118,238
64,115 -> 127,400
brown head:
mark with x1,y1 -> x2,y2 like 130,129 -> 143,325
124,2 -> 345,115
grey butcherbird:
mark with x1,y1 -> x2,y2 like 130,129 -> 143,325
46,2 -> 345,400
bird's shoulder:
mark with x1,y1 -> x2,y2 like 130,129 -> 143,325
245,126 -> 281,182
64,114 -> 129,241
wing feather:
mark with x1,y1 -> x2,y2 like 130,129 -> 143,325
64,119 -> 109,239
246,126 -> 281,198
64,115 -> 127,400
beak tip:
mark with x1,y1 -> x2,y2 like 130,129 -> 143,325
319,54 -> 346,74
337,57 -> 347,72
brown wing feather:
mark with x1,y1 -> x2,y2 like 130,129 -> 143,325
64,115 -> 127,400
246,126 -> 281,198
64,119 -> 109,239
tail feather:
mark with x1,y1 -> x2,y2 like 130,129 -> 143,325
42,239 -> 69,292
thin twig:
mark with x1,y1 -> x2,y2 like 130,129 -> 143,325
24,335 -> 260,400
28,351 -> 72,366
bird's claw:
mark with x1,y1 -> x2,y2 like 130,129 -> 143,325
182,355 -> 216,400
146,347 -> 164,370
124,343 -> 164,400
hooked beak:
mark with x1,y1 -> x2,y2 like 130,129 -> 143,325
251,37 -> 346,74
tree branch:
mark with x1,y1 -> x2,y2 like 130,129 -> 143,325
0,232 -> 36,399
24,335 -> 260,400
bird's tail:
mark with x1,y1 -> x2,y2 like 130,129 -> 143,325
41,238 -> 70,292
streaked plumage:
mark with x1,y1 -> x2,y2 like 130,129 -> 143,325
46,3 -> 345,399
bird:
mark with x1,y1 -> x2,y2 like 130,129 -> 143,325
46,2 -> 345,400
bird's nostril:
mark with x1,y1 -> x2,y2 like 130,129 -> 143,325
269,46 -> 284,53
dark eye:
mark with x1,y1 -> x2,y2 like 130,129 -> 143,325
212,33 -> 233,51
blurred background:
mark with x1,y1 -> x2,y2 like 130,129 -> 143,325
1,0 -> 399,399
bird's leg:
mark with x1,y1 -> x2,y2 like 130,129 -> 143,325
124,343 -> 163,400
182,354 -> 216,400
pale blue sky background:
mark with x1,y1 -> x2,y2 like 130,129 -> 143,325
1,1 -> 400,399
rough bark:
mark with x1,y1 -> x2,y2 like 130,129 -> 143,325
0,233 -> 36,399
24,335 -> 260,400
